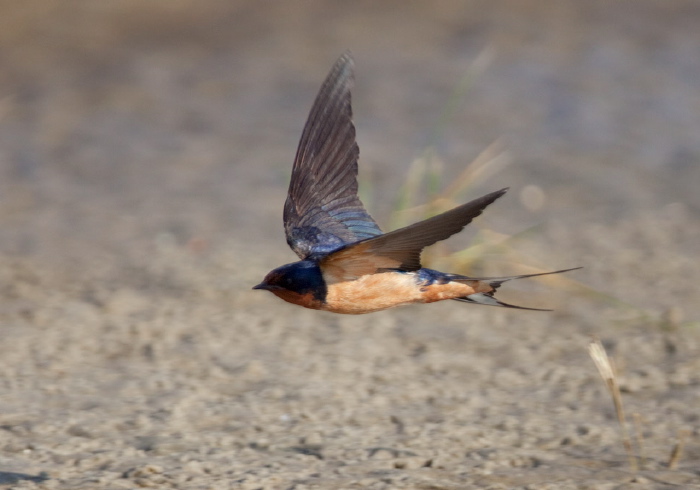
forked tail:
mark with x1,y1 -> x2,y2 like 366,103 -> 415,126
452,267 -> 581,310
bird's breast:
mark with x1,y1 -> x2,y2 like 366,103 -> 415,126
322,272 -> 425,314
322,270 -> 490,314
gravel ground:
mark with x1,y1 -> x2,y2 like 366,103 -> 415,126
1,1 -> 699,488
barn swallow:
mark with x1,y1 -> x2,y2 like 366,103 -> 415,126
253,53 -> 579,314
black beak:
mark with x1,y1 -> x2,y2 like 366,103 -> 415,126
252,283 -> 268,290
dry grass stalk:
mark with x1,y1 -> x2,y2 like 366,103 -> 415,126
632,412 -> 646,469
667,430 -> 690,470
588,338 -> 638,472
441,140 -> 511,203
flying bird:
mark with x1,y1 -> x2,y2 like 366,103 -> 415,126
253,53 -> 578,314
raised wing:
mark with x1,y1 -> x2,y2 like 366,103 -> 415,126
321,188 -> 508,282
284,52 -> 382,259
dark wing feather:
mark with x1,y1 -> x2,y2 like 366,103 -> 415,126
284,52 -> 382,259
320,188 -> 508,280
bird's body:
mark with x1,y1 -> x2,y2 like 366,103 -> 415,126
263,262 -> 480,314
254,53 -> 578,314
323,269 -> 492,315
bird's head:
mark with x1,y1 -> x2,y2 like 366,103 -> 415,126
253,260 -> 327,304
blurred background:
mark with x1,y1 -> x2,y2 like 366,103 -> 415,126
1,1 -> 699,487
2,0 -> 698,256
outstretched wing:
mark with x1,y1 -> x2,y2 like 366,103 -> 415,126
321,188 -> 509,282
284,52 -> 382,259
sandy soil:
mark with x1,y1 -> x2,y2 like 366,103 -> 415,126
1,1 -> 699,488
